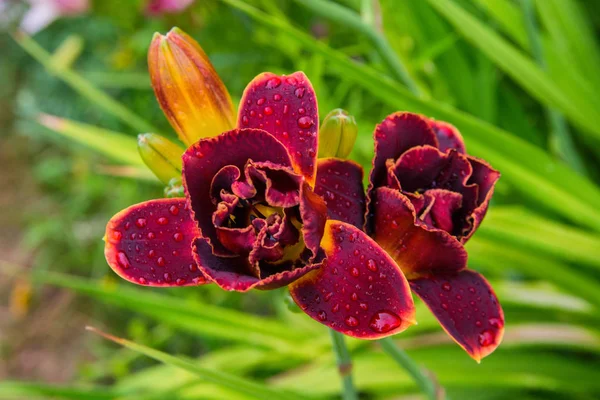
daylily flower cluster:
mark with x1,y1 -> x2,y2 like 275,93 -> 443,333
104,28 -> 504,361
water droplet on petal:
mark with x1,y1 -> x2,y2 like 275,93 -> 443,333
173,232 -> 184,242
138,277 -> 147,285
298,116 -> 313,129
350,267 -> 360,277
295,87 -> 305,98
345,316 -> 359,327
135,218 -> 147,228
169,205 -> 179,215
157,256 -> 165,267
273,93 -> 282,101
242,115 -> 249,125
257,97 -> 265,105
478,330 -> 494,346
442,282 -> 452,291
369,310 -> 402,333
264,106 -> 273,116
366,259 -> 377,272
488,317 -> 502,328
163,272 -> 172,283
157,217 -> 168,225
318,311 -> 327,321
266,77 -> 281,88
112,231 -> 122,241
117,252 -> 131,269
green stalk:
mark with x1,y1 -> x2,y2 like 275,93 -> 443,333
379,338 -> 441,400
291,0 -> 422,96
329,330 -> 358,400
520,0 -> 588,176
12,31 -> 158,134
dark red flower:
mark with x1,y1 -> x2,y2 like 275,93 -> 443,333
368,113 -> 503,361
104,29 -> 416,339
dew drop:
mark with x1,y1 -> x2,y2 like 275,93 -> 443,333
332,304 -> 340,313
264,106 -> 273,116
350,267 -> 360,277
488,317 -> 502,328
324,292 -> 333,302
257,97 -> 265,105
112,231 -> 122,241
294,87 -> 305,98
298,116 -> 313,129
366,259 -> 378,272
442,282 -> 452,291
369,310 -> 402,333
273,93 -> 282,101
173,232 -> 184,242
359,303 -> 368,311
117,252 -> 131,269
441,303 -> 449,310
475,320 -> 482,327
317,310 -> 327,321
469,287 -> 476,294
344,316 -> 359,327
157,217 -> 168,225
138,277 -> 147,285
189,264 -> 197,272
351,293 -> 358,301
157,256 -> 165,267
242,115 -> 249,125
283,104 -> 289,114
163,272 -> 172,283
169,205 -> 179,215
148,250 -> 156,258
478,330 -> 494,346
266,77 -> 281,88
147,232 -> 155,239
135,218 -> 147,228
176,278 -> 186,286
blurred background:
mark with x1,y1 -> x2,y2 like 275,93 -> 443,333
1,0 -> 600,399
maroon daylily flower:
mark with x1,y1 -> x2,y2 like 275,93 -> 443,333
104,28 -> 416,339
369,113 -> 504,361
294,112 -> 504,361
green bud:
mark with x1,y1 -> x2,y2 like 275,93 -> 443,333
138,133 -> 184,185
164,178 -> 185,198
318,108 -> 358,159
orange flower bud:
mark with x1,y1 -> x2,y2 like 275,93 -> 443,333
149,27 -> 235,145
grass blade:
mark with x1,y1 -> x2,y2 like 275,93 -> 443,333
86,327 -> 318,400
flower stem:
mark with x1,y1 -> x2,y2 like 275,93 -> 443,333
379,337 -> 441,400
329,329 -> 358,400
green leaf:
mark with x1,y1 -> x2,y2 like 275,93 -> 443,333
427,0 -> 600,141
36,272 -> 326,358
0,382 -> 120,400
37,114 -> 145,167
86,327 -> 318,400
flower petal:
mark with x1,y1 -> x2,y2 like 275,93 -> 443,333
104,199 -> 208,287
149,28 -> 235,145
426,118 -> 466,154
369,112 -> 438,192
182,128 -> 293,254
391,146 -> 472,193
462,156 -> 500,242
314,158 -> 366,229
238,72 -> 318,185
371,187 -> 467,279
410,270 -> 504,362
193,236 -> 318,292
419,189 -> 463,233
289,221 -> 416,339
247,161 -> 303,208
299,182 -> 328,259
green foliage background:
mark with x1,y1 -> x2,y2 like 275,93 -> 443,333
1,0 -> 599,399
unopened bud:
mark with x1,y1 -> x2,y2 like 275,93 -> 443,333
318,108 -> 358,159
138,133 -> 184,185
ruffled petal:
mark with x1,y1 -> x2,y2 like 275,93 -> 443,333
289,221 -> 416,339
369,112 -> 438,192
299,182 -> 328,259
371,188 -> 467,279
419,189 -> 463,233
426,118 -> 466,154
461,156 -> 500,242
193,236 -> 318,292
391,146 -> 472,193
410,270 -> 504,362
104,199 -> 208,287
314,158 -> 366,229
238,72 -> 318,185
182,128 -> 293,253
